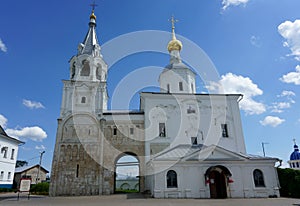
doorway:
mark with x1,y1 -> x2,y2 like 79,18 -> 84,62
114,153 -> 139,193
206,165 -> 231,198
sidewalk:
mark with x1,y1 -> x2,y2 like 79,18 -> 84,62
1,193 -> 299,206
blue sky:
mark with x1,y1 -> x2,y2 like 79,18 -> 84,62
1,0 -> 300,171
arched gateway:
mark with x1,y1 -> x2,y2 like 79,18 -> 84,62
205,165 -> 232,198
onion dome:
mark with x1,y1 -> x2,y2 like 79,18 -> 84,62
290,143 -> 300,161
167,16 -> 182,52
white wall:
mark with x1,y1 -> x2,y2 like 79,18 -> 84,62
141,93 -> 246,162
0,136 -> 20,188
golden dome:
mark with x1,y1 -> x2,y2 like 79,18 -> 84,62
90,11 -> 97,20
167,16 -> 182,52
167,38 -> 182,52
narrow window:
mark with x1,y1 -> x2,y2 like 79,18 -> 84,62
293,163 -> 295,168
113,127 -> 117,135
8,172 -> 11,180
167,170 -> 178,188
191,137 -> 198,145
191,83 -> 194,93
167,84 -> 170,93
253,169 -> 265,187
297,162 -> 299,168
2,147 -> 8,158
80,60 -> 90,76
11,149 -> 15,160
76,164 -> 79,178
179,82 -> 183,91
159,123 -> 166,137
0,171 -> 4,180
81,97 -> 86,103
221,124 -> 229,137
130,127 -> 134,135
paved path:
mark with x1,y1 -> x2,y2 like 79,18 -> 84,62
0,193 -> 299,206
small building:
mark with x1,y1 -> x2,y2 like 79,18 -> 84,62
14,164 -> 49,187
288,140 -> 300,170
0,125 -> 24,189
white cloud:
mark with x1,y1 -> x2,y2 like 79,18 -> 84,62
0,114 -> 8,129
280,65 -> 300,85
271,102 -> 291,113
222,0 -> 250,10
6,126 -> 47,142
260,116 -> 285,127
278,20 -> 300,61
278,90 -> 296,97
23,99 -> 45,109
250,35 -> 262,47
0,38 -> 7,52
35,145 -> 46,150
207,73 -> 266,115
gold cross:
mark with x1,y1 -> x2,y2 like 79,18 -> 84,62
169,15 -> 178,30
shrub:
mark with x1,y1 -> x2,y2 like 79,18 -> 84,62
277,168 -> 300,198
30,182 -> 49,195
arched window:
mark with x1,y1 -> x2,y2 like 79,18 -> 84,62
81,97 -> 86,103
253,169 -> 265,187
167,170 -> 178,188
80,60 -> 90,76
167,84 -> 170,93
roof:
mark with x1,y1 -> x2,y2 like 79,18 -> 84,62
290,144 -> 300,161
152,144 -> 279,162
140,92 -> 243,98
15,164 -> 49,174
0,125 -> 24,144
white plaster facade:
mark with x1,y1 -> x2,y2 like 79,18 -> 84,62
50,9 -> 281,198
0,126 -> 23,188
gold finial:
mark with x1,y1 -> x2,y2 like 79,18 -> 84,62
167,15 -> 182,52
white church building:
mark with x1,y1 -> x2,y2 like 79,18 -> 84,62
50,8 -> 280,198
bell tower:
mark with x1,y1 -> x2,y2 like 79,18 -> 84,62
60,9 -> 108,117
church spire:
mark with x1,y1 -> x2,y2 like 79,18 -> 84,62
78,5 -> 100,56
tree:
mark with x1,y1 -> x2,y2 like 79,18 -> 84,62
16,160 -> 28,168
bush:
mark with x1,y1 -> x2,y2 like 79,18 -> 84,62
0,188 -> 15,193
30,182 -> 49,195
277,168 -> 300,198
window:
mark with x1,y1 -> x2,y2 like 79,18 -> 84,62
187,105 -> 196,114
8,172 -> 11,180
191,83 -> 194,93
191,137 -> 198,145
1,147 -> 8,158
167,170 -> 178,188
159,123 -> 166,137
11,149 -> 15,160
130,127 -> 134,135
81,97 -> 86,103
113,127 -> 117,135
76,164 -> 79,178
0,171 -> 3,180
80,60 -> 90,76
253,169 -> 265,187
297,162 -> 299,168
179,82 -> 183,91
221,124 -> 229,137
167,84 -> 170,93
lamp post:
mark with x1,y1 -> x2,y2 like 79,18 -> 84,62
36,151 -> 45,184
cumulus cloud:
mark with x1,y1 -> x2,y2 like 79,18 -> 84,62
260,116 -> 285,127
0,114 -> 8,129
271,102 -> 291,113
207,73 -> 266,115
35,145 -> 46,150
278,20 -> 300,60
222,0 -> 250,10
280,65 -> 300,85
6,126 -> 47,142
23,99 -> 45,109
0,38 -> 7,52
